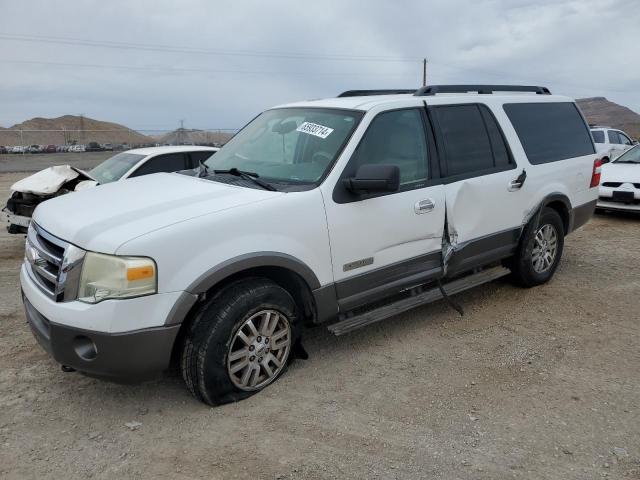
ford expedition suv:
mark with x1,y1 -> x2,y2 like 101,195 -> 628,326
21,85 -> 600,405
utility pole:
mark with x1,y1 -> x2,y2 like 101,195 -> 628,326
422,58 -> 427,87
178,119 -> 185,145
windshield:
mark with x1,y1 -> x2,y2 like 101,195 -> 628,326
204,108 -> 363,184
613,145 -> 640,164
89,152 -> 145,184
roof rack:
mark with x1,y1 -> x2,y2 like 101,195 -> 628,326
337,89 -> 416,98
414,85 -> 551,96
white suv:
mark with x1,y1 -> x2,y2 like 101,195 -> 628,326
590,126 -> 636,162
21,85 -> 600,405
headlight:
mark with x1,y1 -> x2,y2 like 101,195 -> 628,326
78,252 -> 157,304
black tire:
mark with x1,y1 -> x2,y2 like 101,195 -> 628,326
510,207 -> 565,287
181,278 -> 298,406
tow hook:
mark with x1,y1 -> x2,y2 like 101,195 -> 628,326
61,365 -> 76,373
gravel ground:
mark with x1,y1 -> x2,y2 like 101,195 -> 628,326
0,170 -> 638,479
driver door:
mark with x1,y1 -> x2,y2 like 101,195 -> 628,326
321,107 -> 445,311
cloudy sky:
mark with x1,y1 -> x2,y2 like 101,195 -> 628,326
1,0 -> 639,132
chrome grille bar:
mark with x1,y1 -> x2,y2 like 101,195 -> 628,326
25,222 -> 71,301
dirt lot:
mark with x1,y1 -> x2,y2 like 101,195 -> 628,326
0,171 -> 638,479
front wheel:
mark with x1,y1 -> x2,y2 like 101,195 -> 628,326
510,208 -> 565,287
181,278 -> 297,405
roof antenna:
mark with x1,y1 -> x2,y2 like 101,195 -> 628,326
422,58 -> 427,87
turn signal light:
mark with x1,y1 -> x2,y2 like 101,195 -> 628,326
127,265 -> 155,281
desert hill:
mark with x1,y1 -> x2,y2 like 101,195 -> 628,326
576,97 -> 640,139
0,115 -> 153,146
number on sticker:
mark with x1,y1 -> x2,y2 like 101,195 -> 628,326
296,122 -> 334,139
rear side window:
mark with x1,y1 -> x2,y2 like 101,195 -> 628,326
608,130 -> 620,144
432,104 -> 512,177
504,102 -> 595,164
129,153 -> 189,177
591,130 -> 605,143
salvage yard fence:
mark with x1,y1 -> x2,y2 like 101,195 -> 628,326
0,128 -> 238,151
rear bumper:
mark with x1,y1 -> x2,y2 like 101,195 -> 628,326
23,293 -> 180,381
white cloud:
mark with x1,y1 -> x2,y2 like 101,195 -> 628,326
1,0 -> 639,129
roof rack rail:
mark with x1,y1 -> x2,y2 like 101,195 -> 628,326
337,89 -> 416,98
414,85 -> 551,96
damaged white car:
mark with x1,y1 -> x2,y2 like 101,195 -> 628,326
3,146 -> 218,233
20,85 -> 599,405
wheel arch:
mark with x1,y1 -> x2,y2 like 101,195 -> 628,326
538,193 -> 572,235
167,253 -> 322,361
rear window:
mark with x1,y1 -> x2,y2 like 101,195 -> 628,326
504,102 -> 594,164
591,130 -> 605,143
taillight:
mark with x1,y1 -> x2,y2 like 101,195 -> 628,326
590,158 -> 602,188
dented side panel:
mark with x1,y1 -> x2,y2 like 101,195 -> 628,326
443,169 -> 529,248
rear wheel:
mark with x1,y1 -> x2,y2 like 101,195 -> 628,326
181,278 -> 297,405
510,208 -> 565,287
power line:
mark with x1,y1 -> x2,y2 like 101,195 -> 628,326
1,59 -> 417,77
0,32 -> 421,63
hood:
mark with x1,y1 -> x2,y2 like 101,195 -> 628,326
601,162 -> 640,183
33,173 -> 281,253
11,165 -> 93,195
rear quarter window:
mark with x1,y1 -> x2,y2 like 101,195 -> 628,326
504,102 -> 595,164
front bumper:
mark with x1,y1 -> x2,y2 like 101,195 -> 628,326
20,262 -> 190,381
596,199 -> 640,212
23,293 -> 180,381
598,185 -> 640,212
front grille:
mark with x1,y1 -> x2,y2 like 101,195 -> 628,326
25,223 -> 70,301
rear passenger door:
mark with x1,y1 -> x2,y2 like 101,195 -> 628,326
127,153 -> 190,177
429,103 -> 527,274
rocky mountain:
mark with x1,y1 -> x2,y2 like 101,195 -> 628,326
576,97 -> 640,139
0,115 -> 153,146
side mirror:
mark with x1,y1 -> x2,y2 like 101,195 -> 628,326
343,164 -> 400,194
633,140 -> 639,145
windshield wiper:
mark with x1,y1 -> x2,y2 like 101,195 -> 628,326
213,168 -> 277,191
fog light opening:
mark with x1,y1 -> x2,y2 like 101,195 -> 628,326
73,336 -> 98,361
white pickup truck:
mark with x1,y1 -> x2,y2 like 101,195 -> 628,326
21,85 -> 599,405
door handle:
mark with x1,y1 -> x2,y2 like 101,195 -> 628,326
508,169 -> 527,191
415,199 -> 435,214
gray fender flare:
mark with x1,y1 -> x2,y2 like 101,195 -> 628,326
164,252 -> 321,326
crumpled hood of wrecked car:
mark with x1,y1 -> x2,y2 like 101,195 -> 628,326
32,172 -> 281,253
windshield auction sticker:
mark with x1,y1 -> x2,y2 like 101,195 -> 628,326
296,122 -> 334,139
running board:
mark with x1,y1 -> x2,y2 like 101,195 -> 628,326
328,266 -> 510,336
